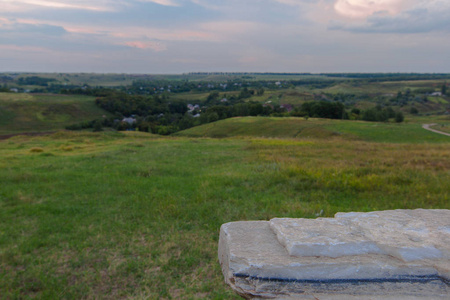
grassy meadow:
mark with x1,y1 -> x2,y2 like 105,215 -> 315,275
13,73 -> 137,87
175,116 -> 450,143
1,127 -> 449,299
0,93 -> 111,135
1,76 -> 449,298
318,79 -> 448,95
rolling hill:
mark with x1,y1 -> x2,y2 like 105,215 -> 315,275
175,116 -> 450,143
0,92 -> 111,135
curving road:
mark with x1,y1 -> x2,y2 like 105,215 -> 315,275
422,124 -> 450,137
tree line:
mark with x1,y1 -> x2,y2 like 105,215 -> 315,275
66,90 -> 289,135
66,87 -> 405,136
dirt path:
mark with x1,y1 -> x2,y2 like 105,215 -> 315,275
422,124 -> 450,137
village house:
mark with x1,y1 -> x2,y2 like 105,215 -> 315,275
122,117 -> 136,124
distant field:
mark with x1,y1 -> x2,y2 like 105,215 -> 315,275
319,80 -> 446,95
1,131 -> 449,298
175,116 -> 450,143
0,93 -> 111,135
169,80 -> 448,113
159,73 -> 346,82
8,72 -> 345,87
170,91 -> 222,103
402,101 -> 448,115
428,96 -> 449,104
250,89 -> 315,106
170,89 -> 315,106
14,73 -> 136,87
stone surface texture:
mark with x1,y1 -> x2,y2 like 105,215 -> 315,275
218,209 -> 450,299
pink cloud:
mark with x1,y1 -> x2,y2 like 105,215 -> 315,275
139,0 -> 179,6
0,44 -> 51,52
123,41 -> 167,51
111,27 -> 217,42
0,17 -> 14,26
334,0 -> 407,19
3,0 -> 116,12
4,17 -> 247,45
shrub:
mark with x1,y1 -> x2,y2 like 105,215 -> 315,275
93,120 -> 103,132
395,112 -> 404,123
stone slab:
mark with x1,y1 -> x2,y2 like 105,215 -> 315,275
269,218 -> 382,258
270,209 -> 450,262
218,210 -> 450,299
335,209 -> 450,262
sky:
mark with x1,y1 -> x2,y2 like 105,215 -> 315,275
0,0 -> 449,73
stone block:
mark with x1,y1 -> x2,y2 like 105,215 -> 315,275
218,210 -> 450,299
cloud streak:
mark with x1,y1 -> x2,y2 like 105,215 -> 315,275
1,0 -> 120,12
330,0 -> 450,33
140,0 -> 180,6
334,0 -> 405,19
123,40 -> 167,51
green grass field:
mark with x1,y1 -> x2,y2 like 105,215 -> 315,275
1,129 -> 449,299
169,89 -> 315,106
7,72 -> 345,88
320,80 -> 447,95
1,84 -> 450,298
428,96 -> 449,104
14,73 -> 136,87
0,93 -> 111,135
175,116 -> 450,143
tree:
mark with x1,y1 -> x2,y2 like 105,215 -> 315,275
168,101 -> 188,114
93,120 -> 103,132
178,116 -> 194,130
351,108 -> 360,115
207,112 -> 219,123
238,87 -> 253,99
206,91 -> 220,104
207,105 -> 231,119
442,83 -> 447,95
362,107 -> 389,122
395,112 -> 404,123
362,109 -> 377,122
248,103 -> 264,116
385,107 -> 396,118
0,84 -> 10,92
300,101 -> 345,119
410,107 -> 419,115
233,103 -> 249,116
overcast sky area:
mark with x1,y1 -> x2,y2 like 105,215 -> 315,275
1,0 -> 449,73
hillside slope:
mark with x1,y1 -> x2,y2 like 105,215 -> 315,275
0,93 -> 111,135
175,116 -> 450,143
